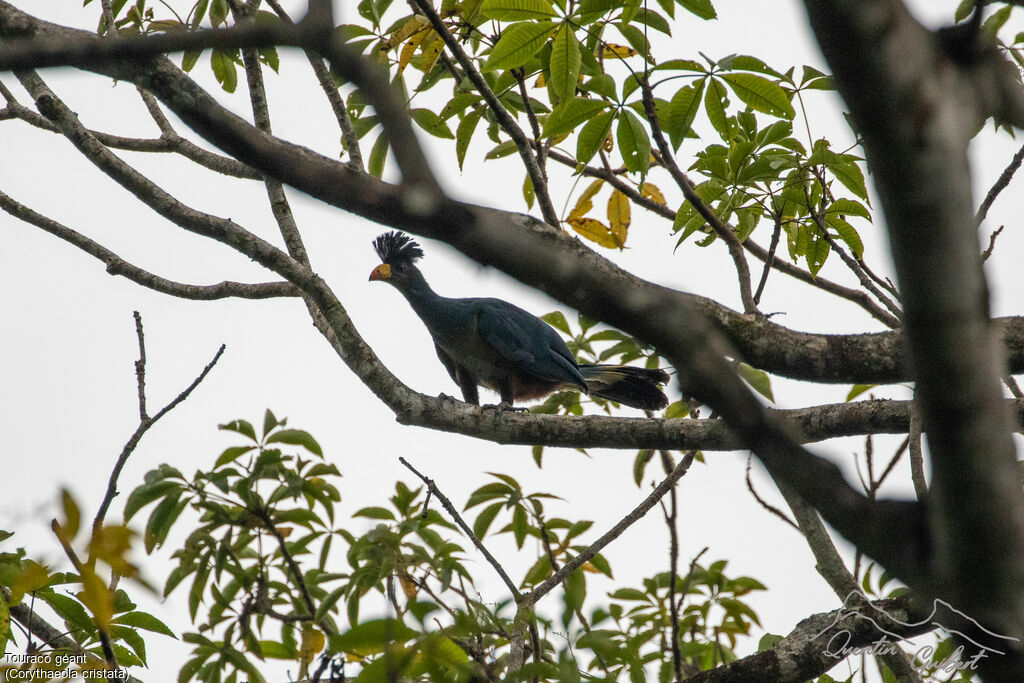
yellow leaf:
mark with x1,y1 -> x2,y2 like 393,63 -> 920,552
8,560 -> 50,605
607,189 -> 631,247
89,525 -> 136,577
399,572 -> 419,600
534,72 -> 546,88
398,26 -> 431,75
277,526 -> 293,538
601,44 -> 637,59
78,566 -> 113,631
569,178 -> 604,220
420,31 -> 445,74
581,562 -> 601,573
380,15 -> 430,53
59,490 -> 80,542
300,623 -> 326,667
567,216 -> 618,249
640,182 -> 667,207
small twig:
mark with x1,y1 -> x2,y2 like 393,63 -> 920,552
92,314 -> 226,531
1005,375 -> 1024,400
982,225 -> 1004,262
745,455 -> 799,532
977,141 -> 1024,224
659,450 -> 684,683
399,457 -> 521,599
753,215 -> 782,304
529,451 -> 695,602
407,0 -> 560,227
676,546 -> 709,610
874,436 -> 911,490
263,0 -> 364,170
132,311 -> 147,420
804,184 -> 902,320
639,79 -> 757,314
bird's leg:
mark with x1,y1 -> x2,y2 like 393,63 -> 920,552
480,385 -> 529,414
457,372 -> 480,405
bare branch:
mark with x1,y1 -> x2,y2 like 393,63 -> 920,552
977,142 -> 1024,225
399,457 -> 521,599
0,189 -> 298,299
683,596 -> 932,683
92,315 -> 225,530
529,452 -> 695,602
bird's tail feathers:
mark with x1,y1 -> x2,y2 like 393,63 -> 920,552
578,364 -> 670,411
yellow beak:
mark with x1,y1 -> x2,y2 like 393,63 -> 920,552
369,263 -> 391,281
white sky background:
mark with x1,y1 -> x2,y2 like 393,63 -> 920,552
1,0 -> 1023,681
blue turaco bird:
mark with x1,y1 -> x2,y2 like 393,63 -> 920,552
369,231 -> 670,410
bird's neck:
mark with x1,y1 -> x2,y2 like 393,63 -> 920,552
396,267 -> 444,316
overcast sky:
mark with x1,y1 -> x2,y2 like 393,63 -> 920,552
3,1 -> 1023,680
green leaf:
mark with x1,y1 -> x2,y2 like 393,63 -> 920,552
181,50 -> 201,72
720,73 -> 794,119
209,0 -> 229,26
473,501 -> 504,539
485,21 -> 556,71
219,419 -> 257,441
0,593 -> 9,657
214,445 -> 255,468
410,108 -> 455,139
353,506 -> 396,520
664,81 -> 704,150
616,109 -> 650,174
329,619 -> 418,656
368,133 -> 389,178
737,362 -> 774,402
827,216 -> 864,259
262,409 -> 280,437
609,587 -> 648,601
632,449 -> 653,486
563,566 -> 586,614
480,0 -> 559,20
113,611 -> 177,638
456,109 -> 483,171
123,480 -> 182,521
145,494 -> 186,553
703,78 -> 729,139
845,384 -> 876,402
549,23 -> 581,103
678,0 -> 716,20
617,22 -> 652,64
210,49 -> 237,93
541,310 -> 571,333
266,429 -> 323,456
485,139 -> 519,160
954,0 -> 974,23
571,110 -> 613,166
543,97 -> 609,138
511,505 -> 529,548
827,158 -> 869,200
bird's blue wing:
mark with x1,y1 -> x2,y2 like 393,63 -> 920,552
476,300 -> 586,389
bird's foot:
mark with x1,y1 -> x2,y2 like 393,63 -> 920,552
437,393 -> 461,409
481,401 -> 528,415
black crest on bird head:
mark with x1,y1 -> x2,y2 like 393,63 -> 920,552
373,231 -> 424,267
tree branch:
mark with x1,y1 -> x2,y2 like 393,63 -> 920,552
0,189 -> 300,300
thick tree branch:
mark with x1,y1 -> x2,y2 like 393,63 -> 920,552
802,0 -> 1024,674
684,596 -> 932,683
